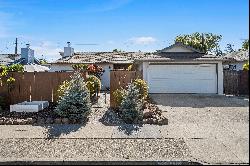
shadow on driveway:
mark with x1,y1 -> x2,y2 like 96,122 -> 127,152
42,124 -> 84,138
99,108 -> 142,136
149,94 -> 249,108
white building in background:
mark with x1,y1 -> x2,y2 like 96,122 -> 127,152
223,50 -> 249,71
49,42 -> 151,90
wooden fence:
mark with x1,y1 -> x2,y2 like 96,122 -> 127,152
223,70 -> 249,95
0,72 -> 86,105
110,70 -> 142,108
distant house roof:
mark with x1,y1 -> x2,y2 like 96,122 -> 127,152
0,54 -> 20,65
137,42 -> 223,62
223,50 -> 249,62
157,42 -> 205,54
24,64 -> 50,72
135,54 -> 223,62
51,52 -> 161,64
0,56 -> 14,65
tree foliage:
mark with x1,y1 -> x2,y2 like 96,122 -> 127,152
54,72 -> 91,121
175,32 -> 222,55
86,75 -> 101,97
243,61 -> 249,71
242,39 -> 249,51
224,44 -> 235,53
39,59 -> 48,64
120,83 -> 143,124
0,64 -> 24,89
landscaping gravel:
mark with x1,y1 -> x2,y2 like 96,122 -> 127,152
0,138 -> 191,161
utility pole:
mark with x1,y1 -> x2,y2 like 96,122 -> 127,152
201,33 -> 205,53
14,38 -> 18,55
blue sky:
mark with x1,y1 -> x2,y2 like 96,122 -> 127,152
0,0 -> 249,61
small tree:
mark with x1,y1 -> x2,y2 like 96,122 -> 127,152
54,72 -> 91,122
175,32 -> 222,55
120,83 -> 143,123
242,39 -> 249,51
224,44 -> 235,53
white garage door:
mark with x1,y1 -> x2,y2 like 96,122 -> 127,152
147,64 -> 217,93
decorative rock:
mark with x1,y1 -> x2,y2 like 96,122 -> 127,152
158,117 -> 168,125
142,119 -> 148,124
145,118 -> 154,124
70,119 -> 77,124
61,118 -> 69,124
21,119 -> 28,125
37,117 -> 45,125
45,118 -> 53,124
143,109 -> 154,119
5,119 -> 13,125
27,118 -> 35,124
54,118 -> 62,124
13,119 -> 19,125
18,119 -> 26,125
0,119 -> 4,125
152,118 -> 158,124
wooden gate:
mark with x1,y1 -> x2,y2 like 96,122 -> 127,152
110,70 -> 141,108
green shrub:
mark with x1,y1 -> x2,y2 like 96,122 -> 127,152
133,79 -> 148,100
243,61 -> 249,71
0,64 -> 24,90
120,83 -> 143,124
113,88 -> 126,108
7,64 -> 24,72
72,64 -> 88,72
86,75 -> 101,97
56,80 -> 71,101
127,64 -> 133,71
54,72 -> 91,122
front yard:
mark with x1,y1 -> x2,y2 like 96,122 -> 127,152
0,93 -> 248,164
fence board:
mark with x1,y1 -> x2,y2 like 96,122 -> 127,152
110,70 -> 141,108
223,70 -> 249,95
0,72 -> 83,105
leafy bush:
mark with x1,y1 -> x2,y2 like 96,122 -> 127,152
113,88 -> 126,107
87,64 -> 104,78
133,79 -> 148,100
127,64 -> 133,71
243,61 -> 249,71
120,83 -> 143,123
54,72 -> 91,122
56,80 -> 71,101
86,75 -> 101,97
0,64 -> 24,90
7,64 -> 24,72
72,64 -> 88,72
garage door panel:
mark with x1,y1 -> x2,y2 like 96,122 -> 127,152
147,64 -> 217,93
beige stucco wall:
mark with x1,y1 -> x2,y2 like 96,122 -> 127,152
49,63 -> 114,90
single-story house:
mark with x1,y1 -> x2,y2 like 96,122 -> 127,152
49,43 -> 157,90
135,42 -> 224,95
223,50 -> 249,71
1,44 -> 50,72
0,54 -> 20,65
23,64 -> 50,72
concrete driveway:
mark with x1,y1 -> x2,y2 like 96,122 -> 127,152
0,93 -> 248,164
150,94 -> 249,164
